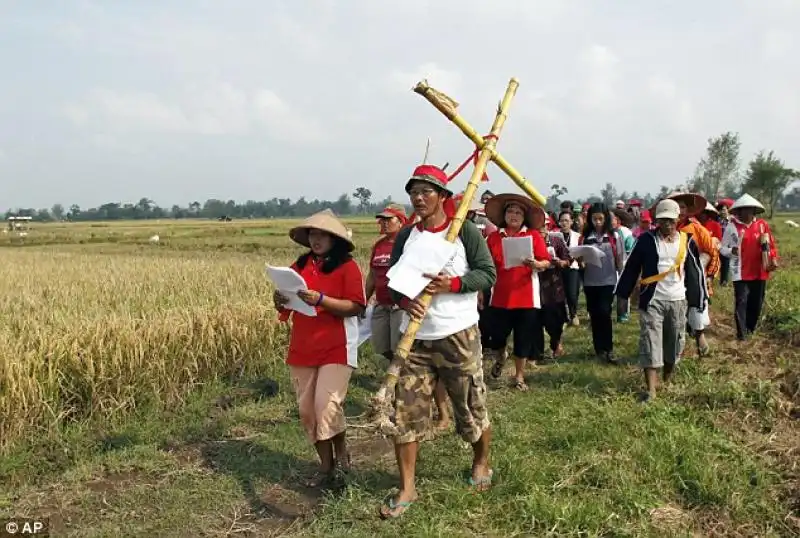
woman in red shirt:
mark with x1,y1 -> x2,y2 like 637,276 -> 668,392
274,209 -> 366,488
483,193 -> 551,390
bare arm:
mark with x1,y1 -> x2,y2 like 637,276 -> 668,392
365,269 -> 376,302
296,289 -> 365,318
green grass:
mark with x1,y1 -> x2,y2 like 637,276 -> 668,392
1,217 -> 798,537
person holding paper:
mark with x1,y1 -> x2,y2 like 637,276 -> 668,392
366,204 -> 408,363
558,210 -> 583,326
273,209 -> 366,490
719,194 -> 779,340
612,208 -> 636,323
483,193 -> 551,390
614,199 -> 708,402
579,203 -> 624,364
379,164 -> 497,519
533,208 -> 571,360
715,199 -> 734,286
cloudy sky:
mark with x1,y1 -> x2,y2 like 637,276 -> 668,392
1,0 -> 798,209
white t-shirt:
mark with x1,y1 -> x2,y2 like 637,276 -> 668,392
398,226 -> 480,340
652,235 -> 686,302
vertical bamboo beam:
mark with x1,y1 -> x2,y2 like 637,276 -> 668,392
370,79 -> 520,434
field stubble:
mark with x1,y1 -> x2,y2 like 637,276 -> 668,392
0,216 -> 798,537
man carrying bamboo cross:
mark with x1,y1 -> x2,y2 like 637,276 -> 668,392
379,163 -> 497,519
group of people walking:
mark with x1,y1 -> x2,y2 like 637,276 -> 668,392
272,162 -> 780,519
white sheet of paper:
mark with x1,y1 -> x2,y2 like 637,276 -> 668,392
357,304 -> 374,347
265,265 -> 317,317
569,245 -> 606,268
387,231 -> 458,299
501,236 -> 533,269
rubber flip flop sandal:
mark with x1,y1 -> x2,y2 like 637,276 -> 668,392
379,497 -> 415,519
468,469 -> 494,491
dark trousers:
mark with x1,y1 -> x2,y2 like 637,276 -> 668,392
478,288 -> 493,347
484,306 -> 542,359
734,280 -> 766,339
562,269 -> 581,320
536,302 -> 566,355
584,285 -> 615,354
719,255 -> 731,285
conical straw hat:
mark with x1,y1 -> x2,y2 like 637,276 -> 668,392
731,193 -> 765,214
703,201 -> 718,214
289,209 -> 355,251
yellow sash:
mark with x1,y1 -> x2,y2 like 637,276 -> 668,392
640,232 -> 688,286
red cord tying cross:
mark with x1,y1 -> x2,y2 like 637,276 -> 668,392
447,134 -> 497,183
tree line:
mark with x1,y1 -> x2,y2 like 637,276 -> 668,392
5,132 -> 799,222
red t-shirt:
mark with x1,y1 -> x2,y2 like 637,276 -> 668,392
283,257 -> 366,368
370,236 -> 395,305
486,227 -> 551,309
730,218 -> 778,281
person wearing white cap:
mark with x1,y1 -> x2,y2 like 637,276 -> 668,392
719,194 -> 779,340
615,200 -> 626,210
614,199 -> 708,402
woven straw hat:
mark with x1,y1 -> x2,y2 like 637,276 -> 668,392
649,191 -> 707,217
731,193 -> 765,214
484,193 -> 540,228
667,191 -> 707,216
289,209 -> 354,252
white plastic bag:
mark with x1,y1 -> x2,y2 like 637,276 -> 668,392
687,306 -> 710,331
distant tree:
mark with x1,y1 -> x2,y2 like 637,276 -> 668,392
783,186 -> 800,210
742,150 -> 798,218
690,132 -> 742,200
547,183 -> 568,212
353,187 -> 372,213
333,193 -> 352,216
599,183 -> 618,206
136,197 -> 154,217
51,203 -> 65,221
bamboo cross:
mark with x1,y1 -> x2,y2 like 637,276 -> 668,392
369,77 -> 544,435
413,79 -> 547,206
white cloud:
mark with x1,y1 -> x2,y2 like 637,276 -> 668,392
252,90 -> 326,144
579,44 -> 620,110
762,29 -> 793,59
2,1 -> 799,207
64,85 -> 325,144
646,74 -> 696,133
